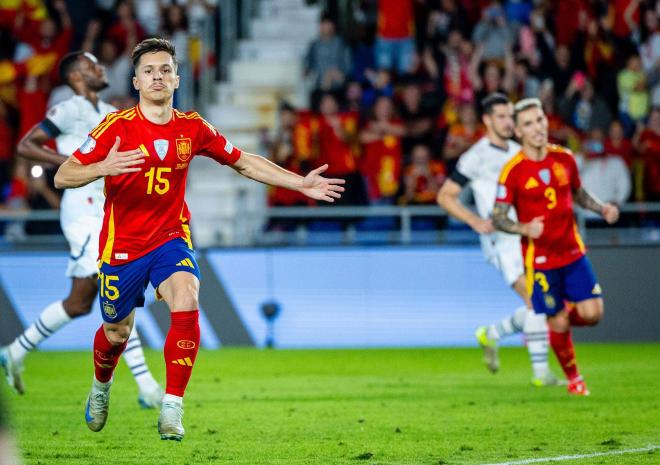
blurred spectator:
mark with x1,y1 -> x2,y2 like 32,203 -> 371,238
634,106 -> 660,200
511,58 -> 540,100
304,14 -> 352,95
579,127 -> 632,205
426,0 -> 469,45
470,54 -> 513,105
608,0 -> 641,55
344,80 -> 365,115
560,77 -> 612,134
442,103 -> 484,172
314,93 -> 366,205
98,39 -> 134,103
105,0 -> 146,57
0,100 -> 14,196
374,0 -> 415,74
424,29 -> 473,104
604,119 -> 635,167
133,0 -> 162,36
578,16 -> 618,110
539,80 -> 578,148
398,79 -> 436,155
401,143 -> 446,205
471,2 -> 514,62
359,95 -> 405,203
618,53 -> 650,133
547,45 -> 577,97
362,69 -> 394,107
640,6 -> 660,107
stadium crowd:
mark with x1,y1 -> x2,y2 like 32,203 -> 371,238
0,0 -> 658,238
268,0 -> 660,211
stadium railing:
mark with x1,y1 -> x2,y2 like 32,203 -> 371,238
1,203 -> 659,248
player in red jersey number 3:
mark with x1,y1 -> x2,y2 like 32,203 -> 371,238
491,99 -> 618,396
54,38 -> 344,441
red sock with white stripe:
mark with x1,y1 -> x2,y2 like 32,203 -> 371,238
164,310 -> 200,399
549,329 -> 580,383
93,326 -> 127,383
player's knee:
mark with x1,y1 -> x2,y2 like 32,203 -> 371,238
104,325 -> 131,345
582,304 -> 604,325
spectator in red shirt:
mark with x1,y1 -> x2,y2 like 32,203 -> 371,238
604,120 -> 635,167
315,93 -> 366,206
634,107 -> 660,200
359,95 -> 406,203
401,143 -> 446,205
443,103 -> 484,172
375,0 -> 416,75
105,0 -> 147,56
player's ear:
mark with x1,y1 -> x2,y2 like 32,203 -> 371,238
132,75 -> 139,90
174,74 -> 180,90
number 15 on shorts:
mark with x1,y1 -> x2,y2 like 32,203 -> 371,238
99,272 -> 120,300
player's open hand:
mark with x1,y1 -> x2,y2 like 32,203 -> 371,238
300,164 -> 345,203
523,216 -> 544,239
99,136 -> 145,176
601,203 -> 619,224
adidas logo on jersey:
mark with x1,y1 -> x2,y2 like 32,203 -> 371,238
524,177 -> 539,189
176,258 -> 195,268
171,357 -> 193,366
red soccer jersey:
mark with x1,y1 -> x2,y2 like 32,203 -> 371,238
496,145 -> 586,270
73,105 -> 241,265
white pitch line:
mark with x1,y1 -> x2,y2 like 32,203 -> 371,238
480,444 -> 660,465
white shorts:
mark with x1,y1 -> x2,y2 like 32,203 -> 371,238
480,232 -> 524,286
61,216 -> 101,278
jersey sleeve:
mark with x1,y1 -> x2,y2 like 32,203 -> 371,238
195,117 -> 241,165
454,149 -> 479,184
40,100 -> 75,138
71,113 -> 122,165
496,164 -> 518,205
566,152 -> 582,191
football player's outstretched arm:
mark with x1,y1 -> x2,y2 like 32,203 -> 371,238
54,136 -> 144,189
231,152 -> 345,203
573,186 -> 619,224
492,201 -> 544,239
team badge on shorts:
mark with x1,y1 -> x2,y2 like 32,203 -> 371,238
544,294 -> 556,309
154,139 -> 169,160
102,301 -> 117,319
176,137 -> 192,162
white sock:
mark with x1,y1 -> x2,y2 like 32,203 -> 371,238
9,301 -> 71,363
488,306 -> 527,340
93,376 -> 112,391
122,326 -> 159,393
523,310 -> 550,379
163,393 -> 183,406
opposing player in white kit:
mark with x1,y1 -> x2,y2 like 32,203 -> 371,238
0,52 -> 163,407
437,93 -> 559,386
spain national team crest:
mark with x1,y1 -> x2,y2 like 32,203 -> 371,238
102,301 -> 117,319
538,168 -> 551,185
176,137 -> 192,162
544,294 -> 556,309
154,139 -> 169,160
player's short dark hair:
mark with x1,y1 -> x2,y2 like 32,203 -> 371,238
131,38 -> 177,70
58,51 -> 86,85
513,98 -> 543,123
481,92 -> 510,115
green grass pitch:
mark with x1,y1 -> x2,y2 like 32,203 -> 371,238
3,344 -> 659,465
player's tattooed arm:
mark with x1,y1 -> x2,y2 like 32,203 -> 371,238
492,202 -> 544,238
491,202 -> 524,234
574,187 -> 604,214
574,186 -> 620,224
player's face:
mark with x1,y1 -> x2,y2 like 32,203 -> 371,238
514,106 -> 548,149
133,51 -> 180,104
485,103 -> 514,140
79,55 -> 109,92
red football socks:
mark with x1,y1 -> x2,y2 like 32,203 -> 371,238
93,326 -> 128,383
549,329 -> 580,382
164,310 -> 200,397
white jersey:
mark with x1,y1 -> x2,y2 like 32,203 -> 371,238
42,95 -> 115,277
454,137 -> 523,285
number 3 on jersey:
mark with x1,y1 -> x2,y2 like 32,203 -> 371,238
145,167 -> 171,195
544,187 -> 557,210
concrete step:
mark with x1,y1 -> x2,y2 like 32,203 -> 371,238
251,17 -> 317,40
229,60 -> 301,88
238,39 -> 308,62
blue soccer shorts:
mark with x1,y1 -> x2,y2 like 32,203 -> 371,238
529,256 -> 602,316
97,238 -> 201,322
